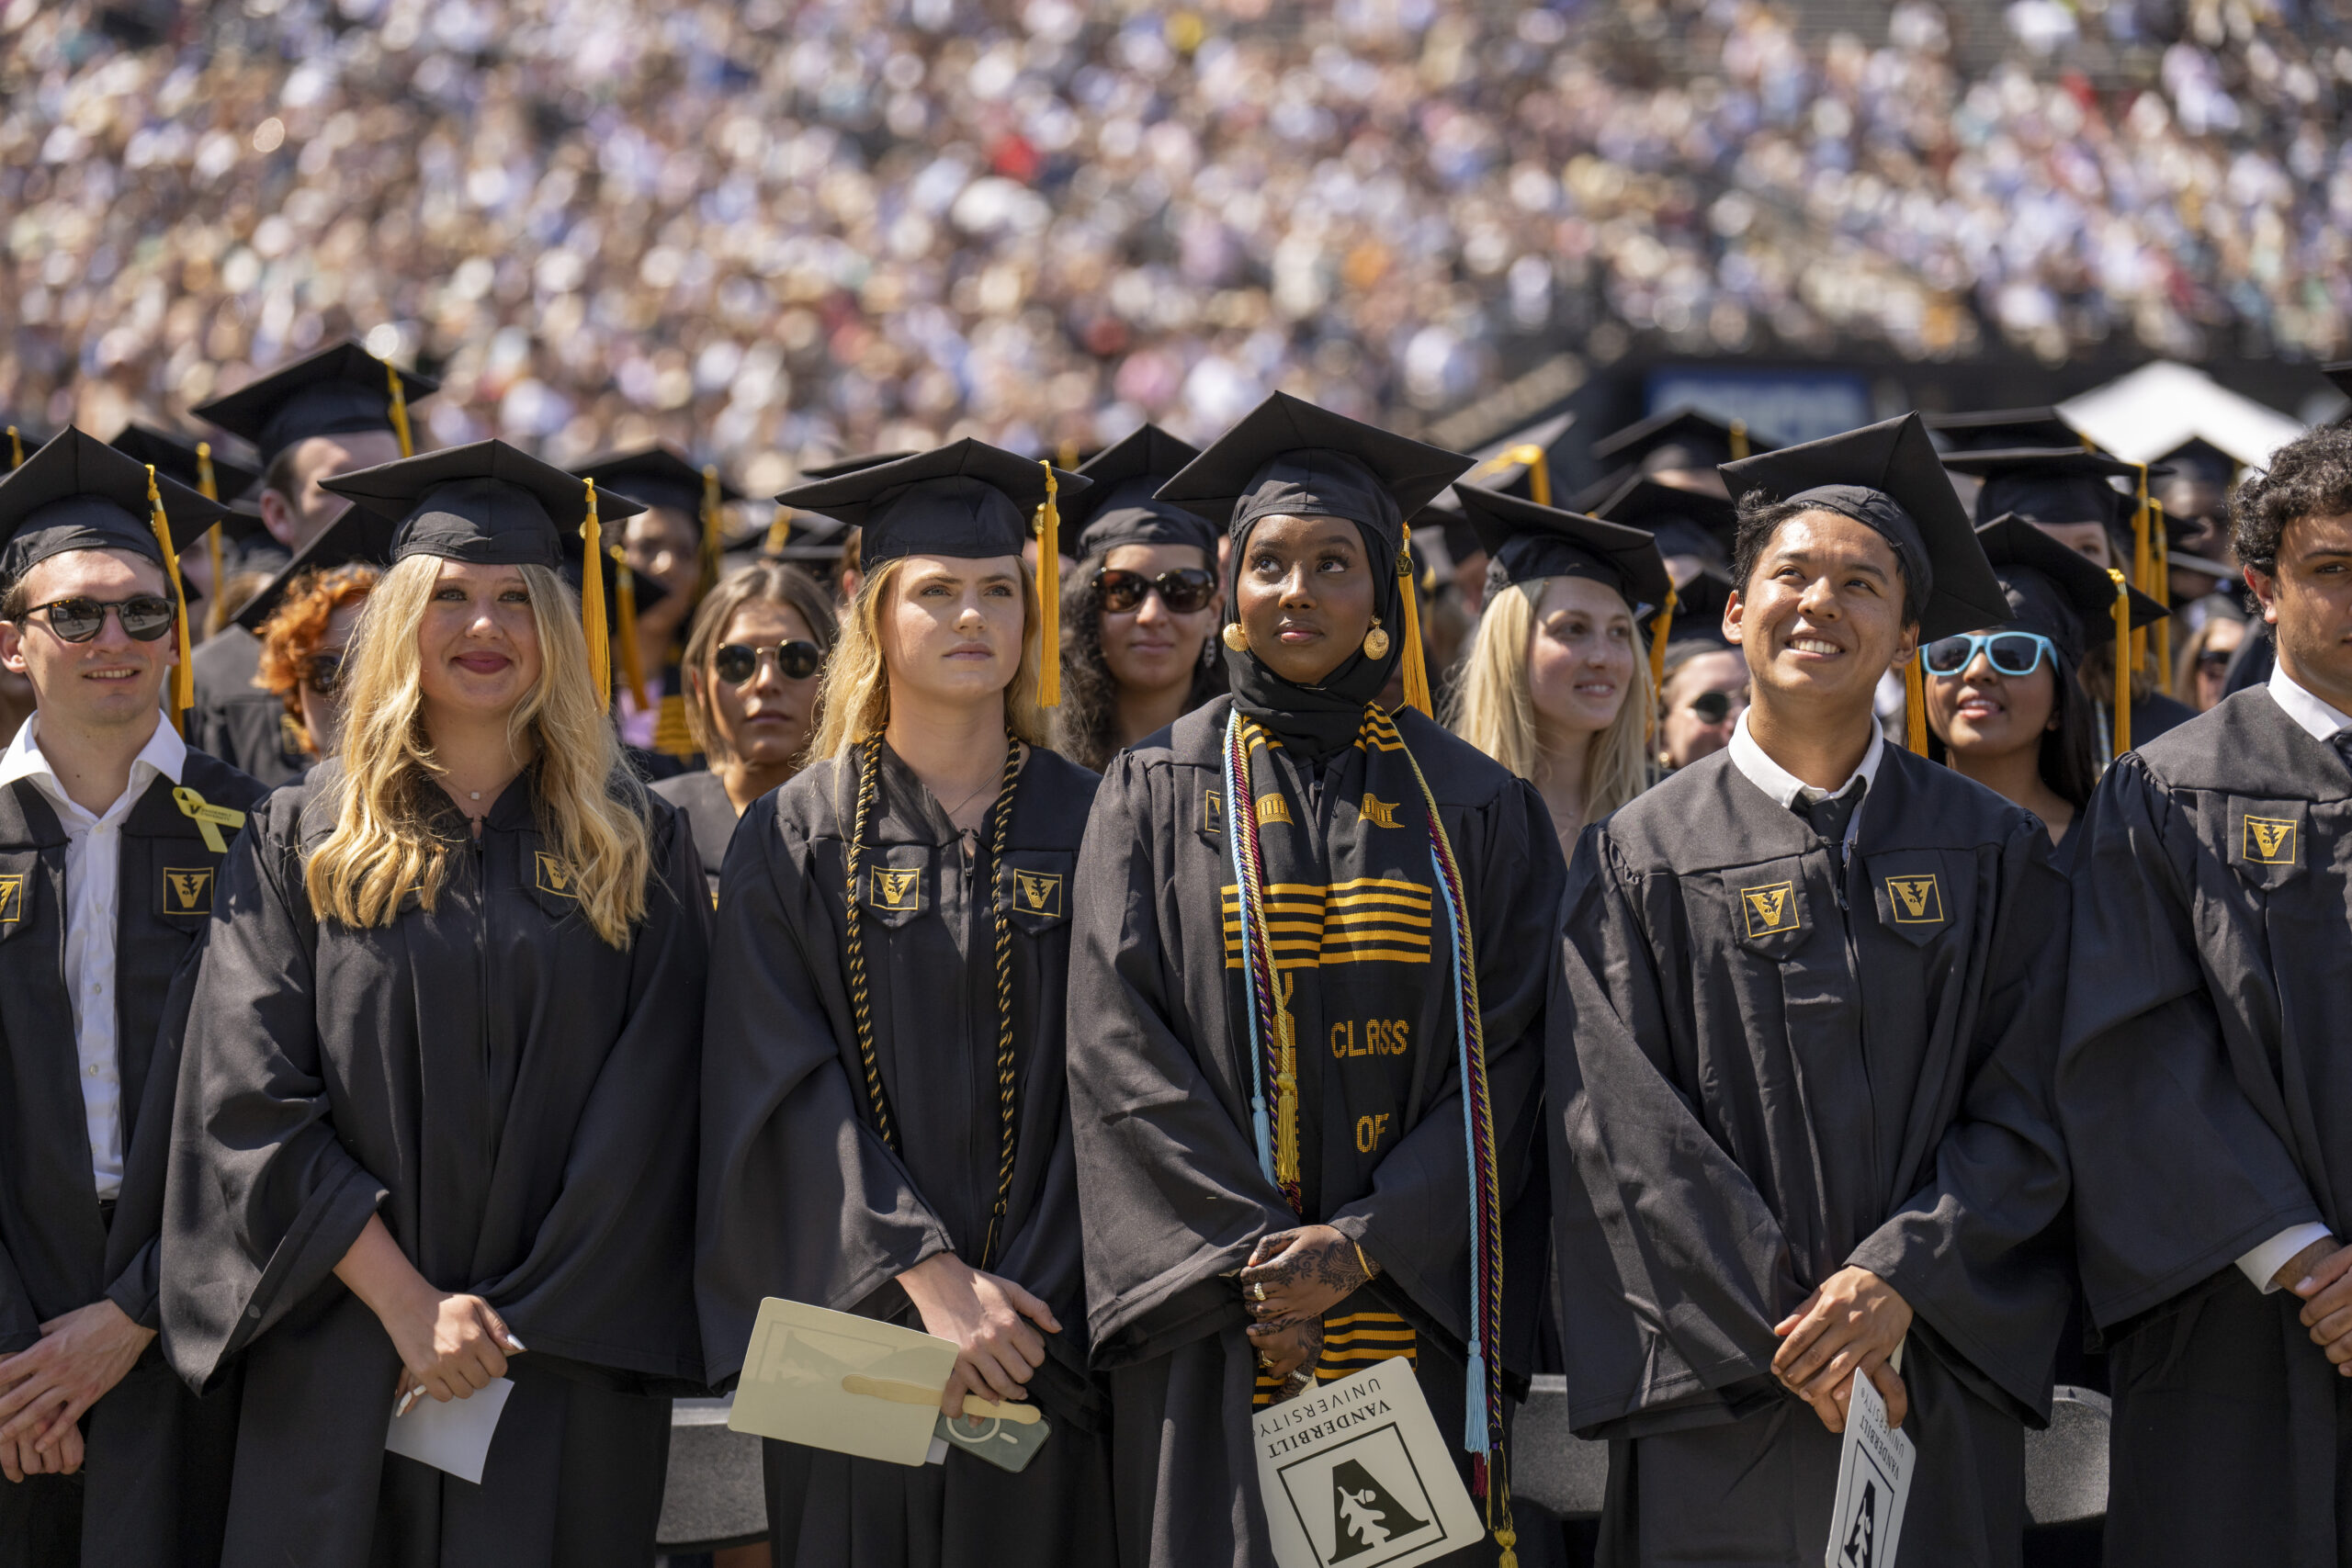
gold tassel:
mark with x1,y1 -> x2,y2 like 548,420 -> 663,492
1035,460 -> 1061,707
146,467 -> 195,731
198,441 -> 225,608
699,464 -> 724,600
1503,442 -> 1550,506
2129,464 -> 2150,678
1647,584 -> 1678,693
385,361 -> 413,457
1272,973 -> 1299,1187
1904,651 -> 1927,755
614,552 -> 649,709
1396,524 -> 1431,716
1729,418 -> 1750,461
2150,500 -> 2173,694
6,427 -> 20,468
581,479 -> 610,709
765,507 -> 792,556
2108,568 -> 2132,760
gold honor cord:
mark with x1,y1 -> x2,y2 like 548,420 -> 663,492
385,361 -> 413,457
173,786 -> 245,852
580,479 -> 610,708
1035,460 -> 1061,707
2108,568 -> 2132,759
145,467 -> 196,730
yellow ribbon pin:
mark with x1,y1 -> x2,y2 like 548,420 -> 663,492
173,787 -> 246,854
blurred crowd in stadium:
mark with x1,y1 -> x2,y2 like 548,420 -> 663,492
4,0 -> 2347,488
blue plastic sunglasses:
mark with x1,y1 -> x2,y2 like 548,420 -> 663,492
1921,631 -> 2057,679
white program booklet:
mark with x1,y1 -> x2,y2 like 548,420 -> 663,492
1826,1362 -> 1914,1568
385,1376 -> 515,1485
1253,1360 -> 1484,1568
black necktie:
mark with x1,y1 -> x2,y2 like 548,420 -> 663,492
1797,779 -> 1867,881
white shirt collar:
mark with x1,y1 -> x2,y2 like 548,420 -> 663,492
1727,707 -> 1885,809
0,711 -> 187,823
2265,661 -> 2352,745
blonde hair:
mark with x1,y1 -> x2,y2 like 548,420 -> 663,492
304,554 -> 653,947
809,555 -> 1051,760
1444,577 -> 1653,828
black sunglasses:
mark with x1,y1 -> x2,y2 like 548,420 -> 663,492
25,594 -> 176,643
1687,688 -> 1747,724
302,652 -> 347,694
714,640 -> 822,685
2196,649 -> 2233,674
1093,567 -> 1216,615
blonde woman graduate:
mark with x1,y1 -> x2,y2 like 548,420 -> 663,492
1065,392 -> 1566,1566
160,442 -> 711,1568
695,442 -> 1117,1567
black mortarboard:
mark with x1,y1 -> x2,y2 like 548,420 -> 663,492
1972,516 -> 2165,668
1448,410 -> 1578,506
1941,446 -> 2140,531
1061,423 -> 1212,559
800,451 -> 917,480
230,502 -> 399,634
108,424 -> 263,502
1665,568 -> 1736,648
1721,412 -> 2007,640
193,340 -> 439,465
1155,391 -> 1470,550
771,440 -> 1082,569
2325,362 -> 2352,414
573,446 -> 743,519
0,428 -> 225,589
322,439 -> 642,568
1926,407 -> 2091,454
2152,436 -> 2237,488
1589,406 -> 1771,474
1460,487 -> 1669,609
1589,473 -> 1738,570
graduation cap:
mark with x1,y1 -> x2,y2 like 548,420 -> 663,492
1589,473 -> 1737,574
573,447 -> 739,688
1157,392 -> 1473,714
1059,423 -> 1213,560
1664,568 -> 1736,649
774,439 -> 1087,705
1971,516 -> 2168,760
194,340 -> 439,466
1589,405 -> 1771,477
2325,361 -> 2352,413
108,423 -> 262,502
1458,486 -> 1676,688
0,427 -> 231,726
1941,447 -> 2139,530
321,440 -> 645,706
1925,407 -> 2092,454
229,502 -> 398,635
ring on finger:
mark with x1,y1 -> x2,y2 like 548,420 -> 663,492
1250,1282 -> 1267,1303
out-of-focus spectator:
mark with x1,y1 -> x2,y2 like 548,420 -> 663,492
254,560 -> 379,759
3,0 -> 2346,476
2175,594 -> 2248,710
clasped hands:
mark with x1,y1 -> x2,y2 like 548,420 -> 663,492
1771,1266 -> 1913,1435
1239,1224 -> 1377,1386
2278,1236 -> 2352,1375
0,1300 -> 154,1482
899,1251 -> 1061,1417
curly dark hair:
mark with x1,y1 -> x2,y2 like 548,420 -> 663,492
1730,492 -> 1930,628
2230,422 -> 2352,572
1051,559 -> 1227,771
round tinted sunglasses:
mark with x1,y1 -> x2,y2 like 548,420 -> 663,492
302,652 -> 347,694
25,594 -> 176,643
714,640 -> 822,685
1093,567 -> 1216,615
1922,631 -> 2056,679
1685,688 -> 1748,724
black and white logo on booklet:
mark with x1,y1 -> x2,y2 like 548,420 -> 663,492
1253,1362 -> 1480,1568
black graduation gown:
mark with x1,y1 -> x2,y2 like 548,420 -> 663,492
650,768 -> 739,901
187,626 -> 306,787
159,766 -> 708,1568
1549,744 -> 2073,1568
2058,688 -> 2352,1567
0,750 -> 263,1568
1067,698 -> 1563,1568
696,742 -> 1114,1568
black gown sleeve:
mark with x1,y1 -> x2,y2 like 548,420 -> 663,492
2057,756 -> 2324,1325
1067,753 -> 1292,1369
695,793 -> 954,1386
1547,827 -> 1801,1436
1846,823 -> 2075,1416
160,810 -> 388,1391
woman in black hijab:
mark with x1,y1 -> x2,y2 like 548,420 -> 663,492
1066,393 -> 1564,1567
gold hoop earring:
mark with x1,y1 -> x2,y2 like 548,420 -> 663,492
1362,617 -> 1390,660
1222,622 -> 1250,651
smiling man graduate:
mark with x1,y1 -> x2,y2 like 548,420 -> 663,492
1547,413 -> 2077,1566
2058,420 -> 2352,1566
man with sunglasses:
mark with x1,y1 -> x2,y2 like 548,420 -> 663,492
2059,421 -> 2352,1567
1550,416 -> 2075,1566
0,432 -> 267,1566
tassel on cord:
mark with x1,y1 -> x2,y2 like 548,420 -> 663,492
1729,419 -> 1750,461
6,427 -> 21,469
699,465 -> 724,600
2108,569 -> 2132,760
1035,460 -> 1061,707
145,467 -> 194,731
1505,443 -> 1550,506
197,441 -> 225,615
2129,464 -> 2151,678
613,551 -> 650,709
765,506 -> 792,556
2150,500 -> 2173,694
385,361 -> 413,457
1904,650 -> 1928,754
581,479 -> 610,709
1644,586 -> 1678,745
1396,523 -> 1432,716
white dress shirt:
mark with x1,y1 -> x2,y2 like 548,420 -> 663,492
0,713 -> 186,1200
2225,666 -> 2352,1291
1726,709 -> 1886,840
